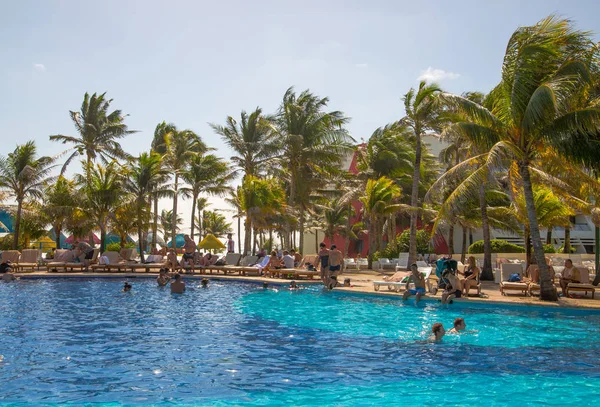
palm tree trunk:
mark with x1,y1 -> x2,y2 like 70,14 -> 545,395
190,194 -> 197,242
519,163 -> 556,301
152,195 -> 158,248
269,228 -> 273,252
171,174 -> 179,249
479,183 -> 493,281
525,227 -> 531,270
461,227 -> 467,264
315,229 -> 319,253
345,202 -> 352,256
594,225 -> 600,286
448,223 -> 455,256
367,217 -> 374,269
408,131 -> 422,269
243,212 -> 251,256
13,198 -> 23,250
100,226 -> 107,253
299,207 -> 305,253
237,216 -> 241,253
563,225 -> 571,254
546,228 -> 552,245
137,208 -> 145,263
197,204 -> 203,243
252,227 -> 258,255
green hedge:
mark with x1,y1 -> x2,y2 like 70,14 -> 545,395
468,239 -> 525,254
543,244 -> 556,253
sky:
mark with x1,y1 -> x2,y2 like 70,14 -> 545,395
1,0 -> 600,240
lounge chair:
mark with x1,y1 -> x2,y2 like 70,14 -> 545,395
566,267 -> 596,299
126,255 -> 168,272
203,253 -> 242,274
46,250 -> 76,271
63,249 -> 101,272
376,258 -> 396,270
373,268 -> 433,293
14,249 -> 41,272
527,265 -> 556,297
357,258 -> 368,269
344,258 -> 358,270
499,263 -> 528,296
1,250 -> 21,269
90,251 -> 127,272
274,255 -> 320,279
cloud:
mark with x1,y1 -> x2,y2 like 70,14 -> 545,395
417,67 -> 459,82
33,63 -> 46,72
355,63 -> 368,68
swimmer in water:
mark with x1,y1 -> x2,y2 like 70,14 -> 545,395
123,282 -> 132,292
289,280 -> 298,290
430,322 -> 445,342
201,278 -> 209,288
448,318 -> 466,334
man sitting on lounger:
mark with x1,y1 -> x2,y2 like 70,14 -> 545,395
560,259 -> 579,296
402,264 -> 426,304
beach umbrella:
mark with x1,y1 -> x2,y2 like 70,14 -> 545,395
65,233 -> 100,245
198,234 -> 226,251
167,233 -> 185,248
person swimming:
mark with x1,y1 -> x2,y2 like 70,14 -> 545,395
430,322 -> 445,342
157,268 -> 171,287
122,282 -> 132,292
448,318 -> 466,333
262,282 -> 269,289
201,278 -> 209,288
289,280 -> 298,290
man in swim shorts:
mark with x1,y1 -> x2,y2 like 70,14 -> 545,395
181,235 -> 197,273
402,264 -> 426,304
327,245 -> 344,289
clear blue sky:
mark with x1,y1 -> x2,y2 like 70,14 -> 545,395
1,0 -> 599,236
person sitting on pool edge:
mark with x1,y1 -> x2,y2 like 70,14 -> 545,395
157,268 -> 171,287
430,322 -> 445,342
289,280 -> 298,290
170,273 -> 185,294
448,318 -> 466,334
441,270 -> 462,304
122,282 -> 132,292
402,264 -> 426,304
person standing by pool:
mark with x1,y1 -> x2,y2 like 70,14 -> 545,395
181,235 -> 197,272
317,243 -> 329,283
170,273 -> 185,294
430,323 -> 445,342
157,268 -> 171,286
327,245 -> 344,289
402,264 -> 426,304
226,233 -> 235,253
448,318 -> 466,333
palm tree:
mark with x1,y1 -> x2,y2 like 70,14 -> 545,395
77,162 -> 122,252
0,141 -> 55,249
123,152 -> 166,261
153,124 -> 207,247
159,209 -> 182,245
400,81 -> 444,269
276,87 -> 353,253
111,202 -> 138,249
43,175 -> 77,249
196,210 -> 233,239
438,16 -> 600,300
359,176 -> 402,268
181,154 -> 232,241
317,198 -> 355,244
225,191 -> 243,253
50,92 -> 135,173
210,108 -> 278,179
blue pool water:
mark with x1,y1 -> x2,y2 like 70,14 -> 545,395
0,278 -> 599,406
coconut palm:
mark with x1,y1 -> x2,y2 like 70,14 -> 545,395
316,198 -> 355,244
111,202 -> 138,250
276,87 -> 353,253
210,108 -> 278,179
43,175 -> 77,249
196,210 -> 233,239
122,152 -> 166,261
438,16 -> 600,300
0,141 -> 55,249
181,154 -> 232,241
153,124 -> 207,247
76,162 -> 122,252
225,191 -> 243,253
400,81 -> 444,269
359,176 -> 402,268
50,92 -> 135,173
159,209 -> 182,244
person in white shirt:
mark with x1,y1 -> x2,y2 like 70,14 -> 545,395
282,251 -> 295,269
226,233 -> 235,253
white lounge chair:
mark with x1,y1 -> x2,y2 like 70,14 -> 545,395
15,249 -> 41,272
373,268 -> 433,293
499,263 -> 528,296
566,267 -> 596,299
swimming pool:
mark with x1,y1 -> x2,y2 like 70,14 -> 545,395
0,278 -> 599,406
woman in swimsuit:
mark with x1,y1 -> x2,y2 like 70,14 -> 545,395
460,256 -> 480,297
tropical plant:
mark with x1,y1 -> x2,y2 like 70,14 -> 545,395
181,154 -> 232,241
468,239 -> 525,254
359,176 -> 402,268
196,210 -> 233,238
276,87 -> 353,253
400,81 -> 444,269
50,92 -> 135,173
76,162 -> 122,252
0,141 -> 55,249
110,201 -> 138,250
43,175 -> 77,248
159,209 -> 182,244
438,16 -> 600,300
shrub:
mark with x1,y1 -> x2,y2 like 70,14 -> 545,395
124,242 -> 137,249
543,244 -> 556,253
557,245 -> 576,254
379,229 -> 431,259
468,239 -> 525,254
106,242 -> 122,252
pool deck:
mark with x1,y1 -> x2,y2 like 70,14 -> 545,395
12,269 -> 600,310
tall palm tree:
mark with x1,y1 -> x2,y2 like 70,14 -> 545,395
50,92 -> 135,173
0,141 -> 55,249
181,154 -> 232,241
400,81 -> 444,269
438,16 -> 600,300
76,162 -> 122,252
196,210 -> 233,239
360,176 -> 402,268
225,191 -> 243,253
210,108 -> 278,179
276,87 -> 353,253
43,175 -> 77,249
153,124 -> 207,247
317,198 -> 355,244
111,201 -> 138,249
123,152 -> 166,261
159,209 -> 183,245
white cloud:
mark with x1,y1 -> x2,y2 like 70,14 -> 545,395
33,63 -> 46,72
417,67 -> 459,82
355,63 -> 368,68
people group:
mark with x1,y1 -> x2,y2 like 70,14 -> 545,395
316,243 -> 345,289
430,318 -> 467,342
